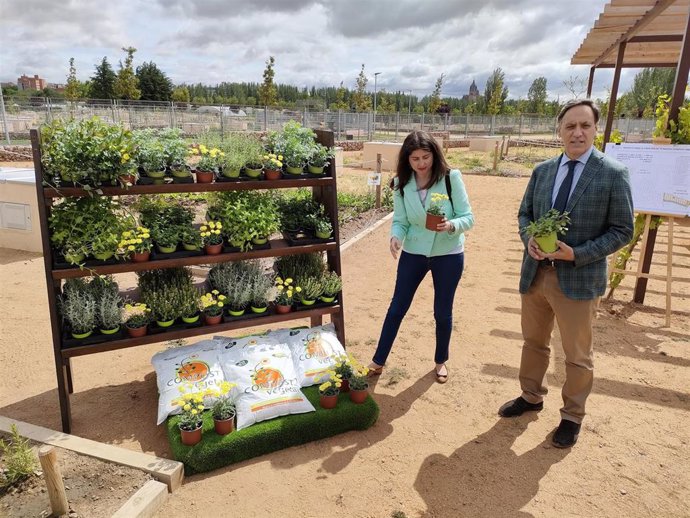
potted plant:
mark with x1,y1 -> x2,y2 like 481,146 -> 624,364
652,94 -> 673,145
319,271 -> 342,303
151,224 -> 180,254
190,144 -> 223,183
522,208 -> 571,254
200,221 -> 224,255
60,279 -> 96,339
160,128 -> 189,174
307,143 -> 335,175
119,226 -> 152,262
200,291 -> 225,325
138,268 -> 187,327
245,194 -> 281,245
219,133 -> 264,179
206,192 -> 255,251
121,302 -> 151,338
180,226 -> 202,251
333,355 -> 353,393
96,289 -> 122,336
266,121 -> 315,175
210,381 -> 237,435
262,153 -> 283,180
172,386 -> 205,446
249,272 -> 275,314
208,262 -> 254,316
179,282 -> 201,324
347,355 -> 370,404
135,132 -> 168,182
425,193 -> 449,231
314,218 -> 333,240
296,276 -> 323,306
274,276 -> 301,313
316,370 -> 342,409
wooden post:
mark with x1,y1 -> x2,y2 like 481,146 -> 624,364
375,153 -> 382,209
39,446 -> 69,516
493,141 -> 499,172
505,135 -> 511,157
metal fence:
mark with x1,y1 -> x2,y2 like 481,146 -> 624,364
0,96 -> 656,144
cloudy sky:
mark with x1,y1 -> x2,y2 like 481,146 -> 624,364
2,0 -> 635,101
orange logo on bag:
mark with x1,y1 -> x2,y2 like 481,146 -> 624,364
251,359 -> 284,389
176,357 -> 210,382
304,332 -> 327,358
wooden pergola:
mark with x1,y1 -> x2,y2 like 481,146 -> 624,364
571,0 -> 690,302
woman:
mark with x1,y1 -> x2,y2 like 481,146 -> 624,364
369,131 -> 474,383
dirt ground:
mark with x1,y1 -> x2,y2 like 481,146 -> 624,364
1,157 -> 689,517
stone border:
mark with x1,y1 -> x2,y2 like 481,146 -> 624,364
112,480 -> 168,518
0,415 -> 183,492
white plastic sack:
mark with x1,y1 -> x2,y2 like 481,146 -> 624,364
269,324 -> 346,387
219,335 -> 314,430
151,340 -> 224,425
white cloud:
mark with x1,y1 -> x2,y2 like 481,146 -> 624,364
0,0 -> 633,100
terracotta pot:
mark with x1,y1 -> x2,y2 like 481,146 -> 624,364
179,424 -> 202,446
126,325 -> 147,338
425,212 -> 444,231
264,168 -> 282,180
275,304 -> 293,314
350,388 -> 369,404
204,313 -> 222,325
205,243 -> 223,255
195,170 -> 215,183
213,416 -> 235,436
131,251 -> 150,263
319,393 -> 338,409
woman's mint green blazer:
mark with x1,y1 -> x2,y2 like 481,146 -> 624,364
390,169 -> 474,257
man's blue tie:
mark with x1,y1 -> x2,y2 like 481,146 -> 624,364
553,160 -> 577,213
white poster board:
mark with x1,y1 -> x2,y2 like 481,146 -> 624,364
604,143 -> 690,217
367,172 -> 381,186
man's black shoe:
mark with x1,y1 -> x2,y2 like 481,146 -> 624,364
498,396 -> 544,417
552,419 -> 581,448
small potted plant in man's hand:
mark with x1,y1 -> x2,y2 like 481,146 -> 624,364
201,221 -> 224,255
522,209 -> 571,254
426,193 -> 449,231
210,381 -> 237,435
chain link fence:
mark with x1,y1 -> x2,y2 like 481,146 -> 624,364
0,96 -> 655,144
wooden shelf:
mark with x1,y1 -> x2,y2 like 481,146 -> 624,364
60,305 -> 342,359
42,176 -> 334,198
51,239 -> 337,279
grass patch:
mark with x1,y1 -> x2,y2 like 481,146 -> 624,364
384,367 -> 409,387
167,385 -> 379,474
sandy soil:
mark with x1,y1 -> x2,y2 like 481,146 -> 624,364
1,169 -> 689,517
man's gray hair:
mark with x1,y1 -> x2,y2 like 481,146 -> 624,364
557,99 -> 600,124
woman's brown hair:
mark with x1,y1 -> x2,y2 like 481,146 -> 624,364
393,130 -> 450,192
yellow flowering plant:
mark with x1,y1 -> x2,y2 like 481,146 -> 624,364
118,226 -> 152,255
347,353 -> 370,391
333,354 -> 353,380
200,221 -> 223,246
208,381 -> 237,421
200,290 -> 226,317
190,144 -> 225,171
172,384 -> 206,431
274,276 -> 302,305
316,370 -> 343,396
121,302 -> 151,328
262,153 -> 283,170
427,193 -> 449,216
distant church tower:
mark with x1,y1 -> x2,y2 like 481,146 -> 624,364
468,80 -> 479,102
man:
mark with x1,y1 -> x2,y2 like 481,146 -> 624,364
498,99 -> 634,448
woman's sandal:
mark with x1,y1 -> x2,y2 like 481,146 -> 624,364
435,364 -> 448,384
367,364 -> 384,377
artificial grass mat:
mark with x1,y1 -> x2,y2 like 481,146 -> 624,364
166,385 -> 380,474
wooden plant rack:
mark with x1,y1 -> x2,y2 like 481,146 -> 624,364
31,128 -> 346,433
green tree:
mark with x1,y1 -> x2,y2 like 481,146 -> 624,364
171,86 -> 191,104
352,64 -> 371,112
527,77 -> 547,114
330,81 -> 349,110
484,68 -> 508,115
89,57 -> 117,100
136,62 -> 173,101
377,92 -> 396,114
258,56 -> 278,106
114,46 -> 141,100
428,73 -> 445,114
65,57 -> 81,101
627,67 -> 675,118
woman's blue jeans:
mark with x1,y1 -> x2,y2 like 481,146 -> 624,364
373,250 -> 464,366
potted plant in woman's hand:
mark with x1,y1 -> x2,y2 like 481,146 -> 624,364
210,381 -> 237,435
522,209 -> 571,254
426,193 -> 449,231
121,302 -> 151,338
